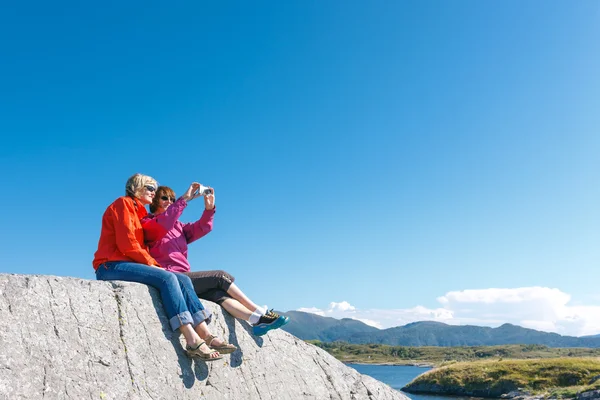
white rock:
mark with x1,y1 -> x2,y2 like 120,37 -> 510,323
0,274 -> 408,400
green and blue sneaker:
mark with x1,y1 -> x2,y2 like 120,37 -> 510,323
252,309 -> 290,336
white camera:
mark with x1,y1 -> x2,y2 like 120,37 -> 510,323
193,185 -> 213,198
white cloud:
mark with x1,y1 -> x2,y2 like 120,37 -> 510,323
296,287 -> 600,337
437,287 -> 600,336
437,287 -> 570,307
328,301 -> 355,312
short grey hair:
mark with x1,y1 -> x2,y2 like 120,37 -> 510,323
125,173 -> 158,198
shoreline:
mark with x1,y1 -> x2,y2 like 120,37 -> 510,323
344,361 -> 434,368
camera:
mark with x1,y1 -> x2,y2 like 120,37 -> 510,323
195,185 -> 213,197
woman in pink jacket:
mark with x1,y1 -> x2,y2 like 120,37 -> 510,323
142,183 -> 289,347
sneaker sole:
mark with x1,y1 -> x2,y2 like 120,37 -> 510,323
252,316 -> 290,336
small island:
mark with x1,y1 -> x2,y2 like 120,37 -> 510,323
309,341 -> 600,399
403,358 -> 600,399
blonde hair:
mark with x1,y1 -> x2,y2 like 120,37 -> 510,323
125,173 -> 158,198
150,186 -> 176,213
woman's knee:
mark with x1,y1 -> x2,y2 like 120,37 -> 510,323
173,273 -> 196,291
174,272 -> 193,283
215,270 -> 235,286
159,271 -> 183,290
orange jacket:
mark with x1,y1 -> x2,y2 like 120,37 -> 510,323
92,196 -> 160,270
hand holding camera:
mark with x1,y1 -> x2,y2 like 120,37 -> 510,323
196,184 -> 213,197
188,182 -> 213,198
203,187 -> 215,210
182,182 -> 201,201
182,182 -> 215,207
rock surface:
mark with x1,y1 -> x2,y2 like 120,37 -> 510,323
577,390 -> 600,400
0,274 -> 407,400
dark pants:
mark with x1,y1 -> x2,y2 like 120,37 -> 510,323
184,270 -> 235,304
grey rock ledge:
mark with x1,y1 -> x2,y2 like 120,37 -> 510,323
0,273 -> 408,400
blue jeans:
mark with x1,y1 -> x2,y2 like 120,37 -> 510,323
96,261 -> 212,331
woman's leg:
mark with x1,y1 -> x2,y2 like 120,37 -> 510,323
220,298 -> 252,320
185,270 -> 234,295
172,273 -> 232,349
193,319 -> 237,354
96,262 -> 216,356
185,270 -> 263,313
97,262 -> 193,330
173,272 -> 212,327
203,280 -> 288,337
183,269 -> 288,335
194,320 -> 213,339
179,323 -> 200,345
226,283 -> 261,313
180,323 -> 221,359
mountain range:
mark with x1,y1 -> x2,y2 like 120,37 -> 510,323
280,311 -> 600,348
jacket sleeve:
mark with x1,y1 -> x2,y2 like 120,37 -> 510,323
141,198 -> 188,245
141,215 -> 167,245
183,208 -> 215,244
112,199 -> 159,266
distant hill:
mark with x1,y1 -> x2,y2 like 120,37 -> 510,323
280,310 -> 379,341
280,311 -> 600,348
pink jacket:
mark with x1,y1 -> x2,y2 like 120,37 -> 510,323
141,198 -> 215,273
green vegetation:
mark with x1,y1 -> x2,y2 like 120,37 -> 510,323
310,341 -> 600,398
309,341 -> 600,366
403,358 -> 600,398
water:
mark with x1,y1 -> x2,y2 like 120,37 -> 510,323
348,364 -> 474,400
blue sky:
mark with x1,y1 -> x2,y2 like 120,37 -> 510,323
1,1 -> 599,336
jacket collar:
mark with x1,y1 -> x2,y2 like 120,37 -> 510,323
125,196 -> 148,219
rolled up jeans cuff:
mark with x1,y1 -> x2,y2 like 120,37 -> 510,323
193,309 -> 212,326
170,311 -> 193,331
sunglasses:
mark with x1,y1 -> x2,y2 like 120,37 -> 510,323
161,196 -> 176,202
145,185 -> 157,192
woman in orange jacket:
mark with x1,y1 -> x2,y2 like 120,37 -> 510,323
92,173 -> 236,361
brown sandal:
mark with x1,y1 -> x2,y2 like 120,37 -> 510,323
185,340 -> 223,361
205,334 -> 237,354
